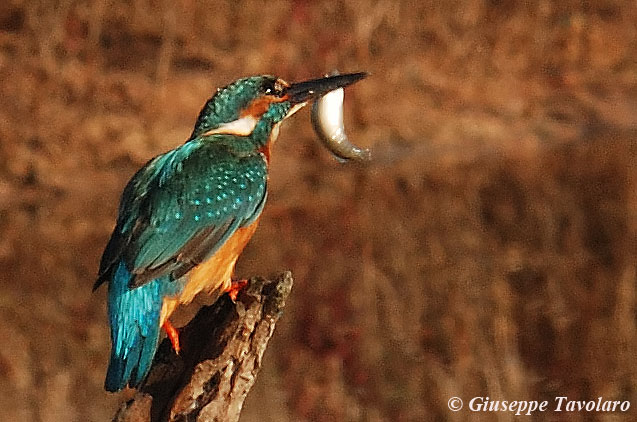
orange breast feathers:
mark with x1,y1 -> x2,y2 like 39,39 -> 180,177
159,220 -> 260,326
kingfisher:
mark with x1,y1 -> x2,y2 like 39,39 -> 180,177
94,72 -> 367,392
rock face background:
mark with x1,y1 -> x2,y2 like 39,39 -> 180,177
0,1 -> 635,420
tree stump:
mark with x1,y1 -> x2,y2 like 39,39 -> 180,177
112,272 -> 293,422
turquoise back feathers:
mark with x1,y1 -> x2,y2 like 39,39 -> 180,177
99,139 -> 268,391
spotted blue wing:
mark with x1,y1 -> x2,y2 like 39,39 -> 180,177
96,141 -> 267,289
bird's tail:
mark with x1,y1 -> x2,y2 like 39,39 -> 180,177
104,261 -> 168,392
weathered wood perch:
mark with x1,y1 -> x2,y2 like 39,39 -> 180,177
113,272 -> 294,422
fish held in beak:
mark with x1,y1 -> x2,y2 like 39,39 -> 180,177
310,81 -> 371,162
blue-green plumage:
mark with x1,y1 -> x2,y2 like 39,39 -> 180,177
97,138 -> 269,391
105,263 -> 173,390
96,73 -> 367,392
190,76 -> 271,139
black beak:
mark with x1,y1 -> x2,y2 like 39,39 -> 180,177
285,72 -> 368,104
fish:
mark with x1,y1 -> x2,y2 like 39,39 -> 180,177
311,78 -> 371,162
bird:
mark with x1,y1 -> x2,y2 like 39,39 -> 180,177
93,72 -> 367,392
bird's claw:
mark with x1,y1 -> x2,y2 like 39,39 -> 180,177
162,320 -> 181,354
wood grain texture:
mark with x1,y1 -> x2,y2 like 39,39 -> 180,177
112,272 -> 294,422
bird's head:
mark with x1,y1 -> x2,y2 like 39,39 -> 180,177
190,73 -> 367,147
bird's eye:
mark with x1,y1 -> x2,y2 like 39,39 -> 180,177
263,80 -> 275,96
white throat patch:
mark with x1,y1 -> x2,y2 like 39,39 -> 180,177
202,116 -> 259,137
201,103 -> 306,138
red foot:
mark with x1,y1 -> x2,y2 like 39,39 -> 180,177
162,320 -> 180,354
226,279 -> 248,301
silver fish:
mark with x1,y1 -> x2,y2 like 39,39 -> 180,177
311,84 -> 371,162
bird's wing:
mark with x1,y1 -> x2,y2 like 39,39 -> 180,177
95,142 -> 267,289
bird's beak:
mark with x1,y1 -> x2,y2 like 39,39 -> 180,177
285,72 -> 368,105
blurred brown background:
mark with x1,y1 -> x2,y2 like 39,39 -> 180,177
1,0 -> 636,420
